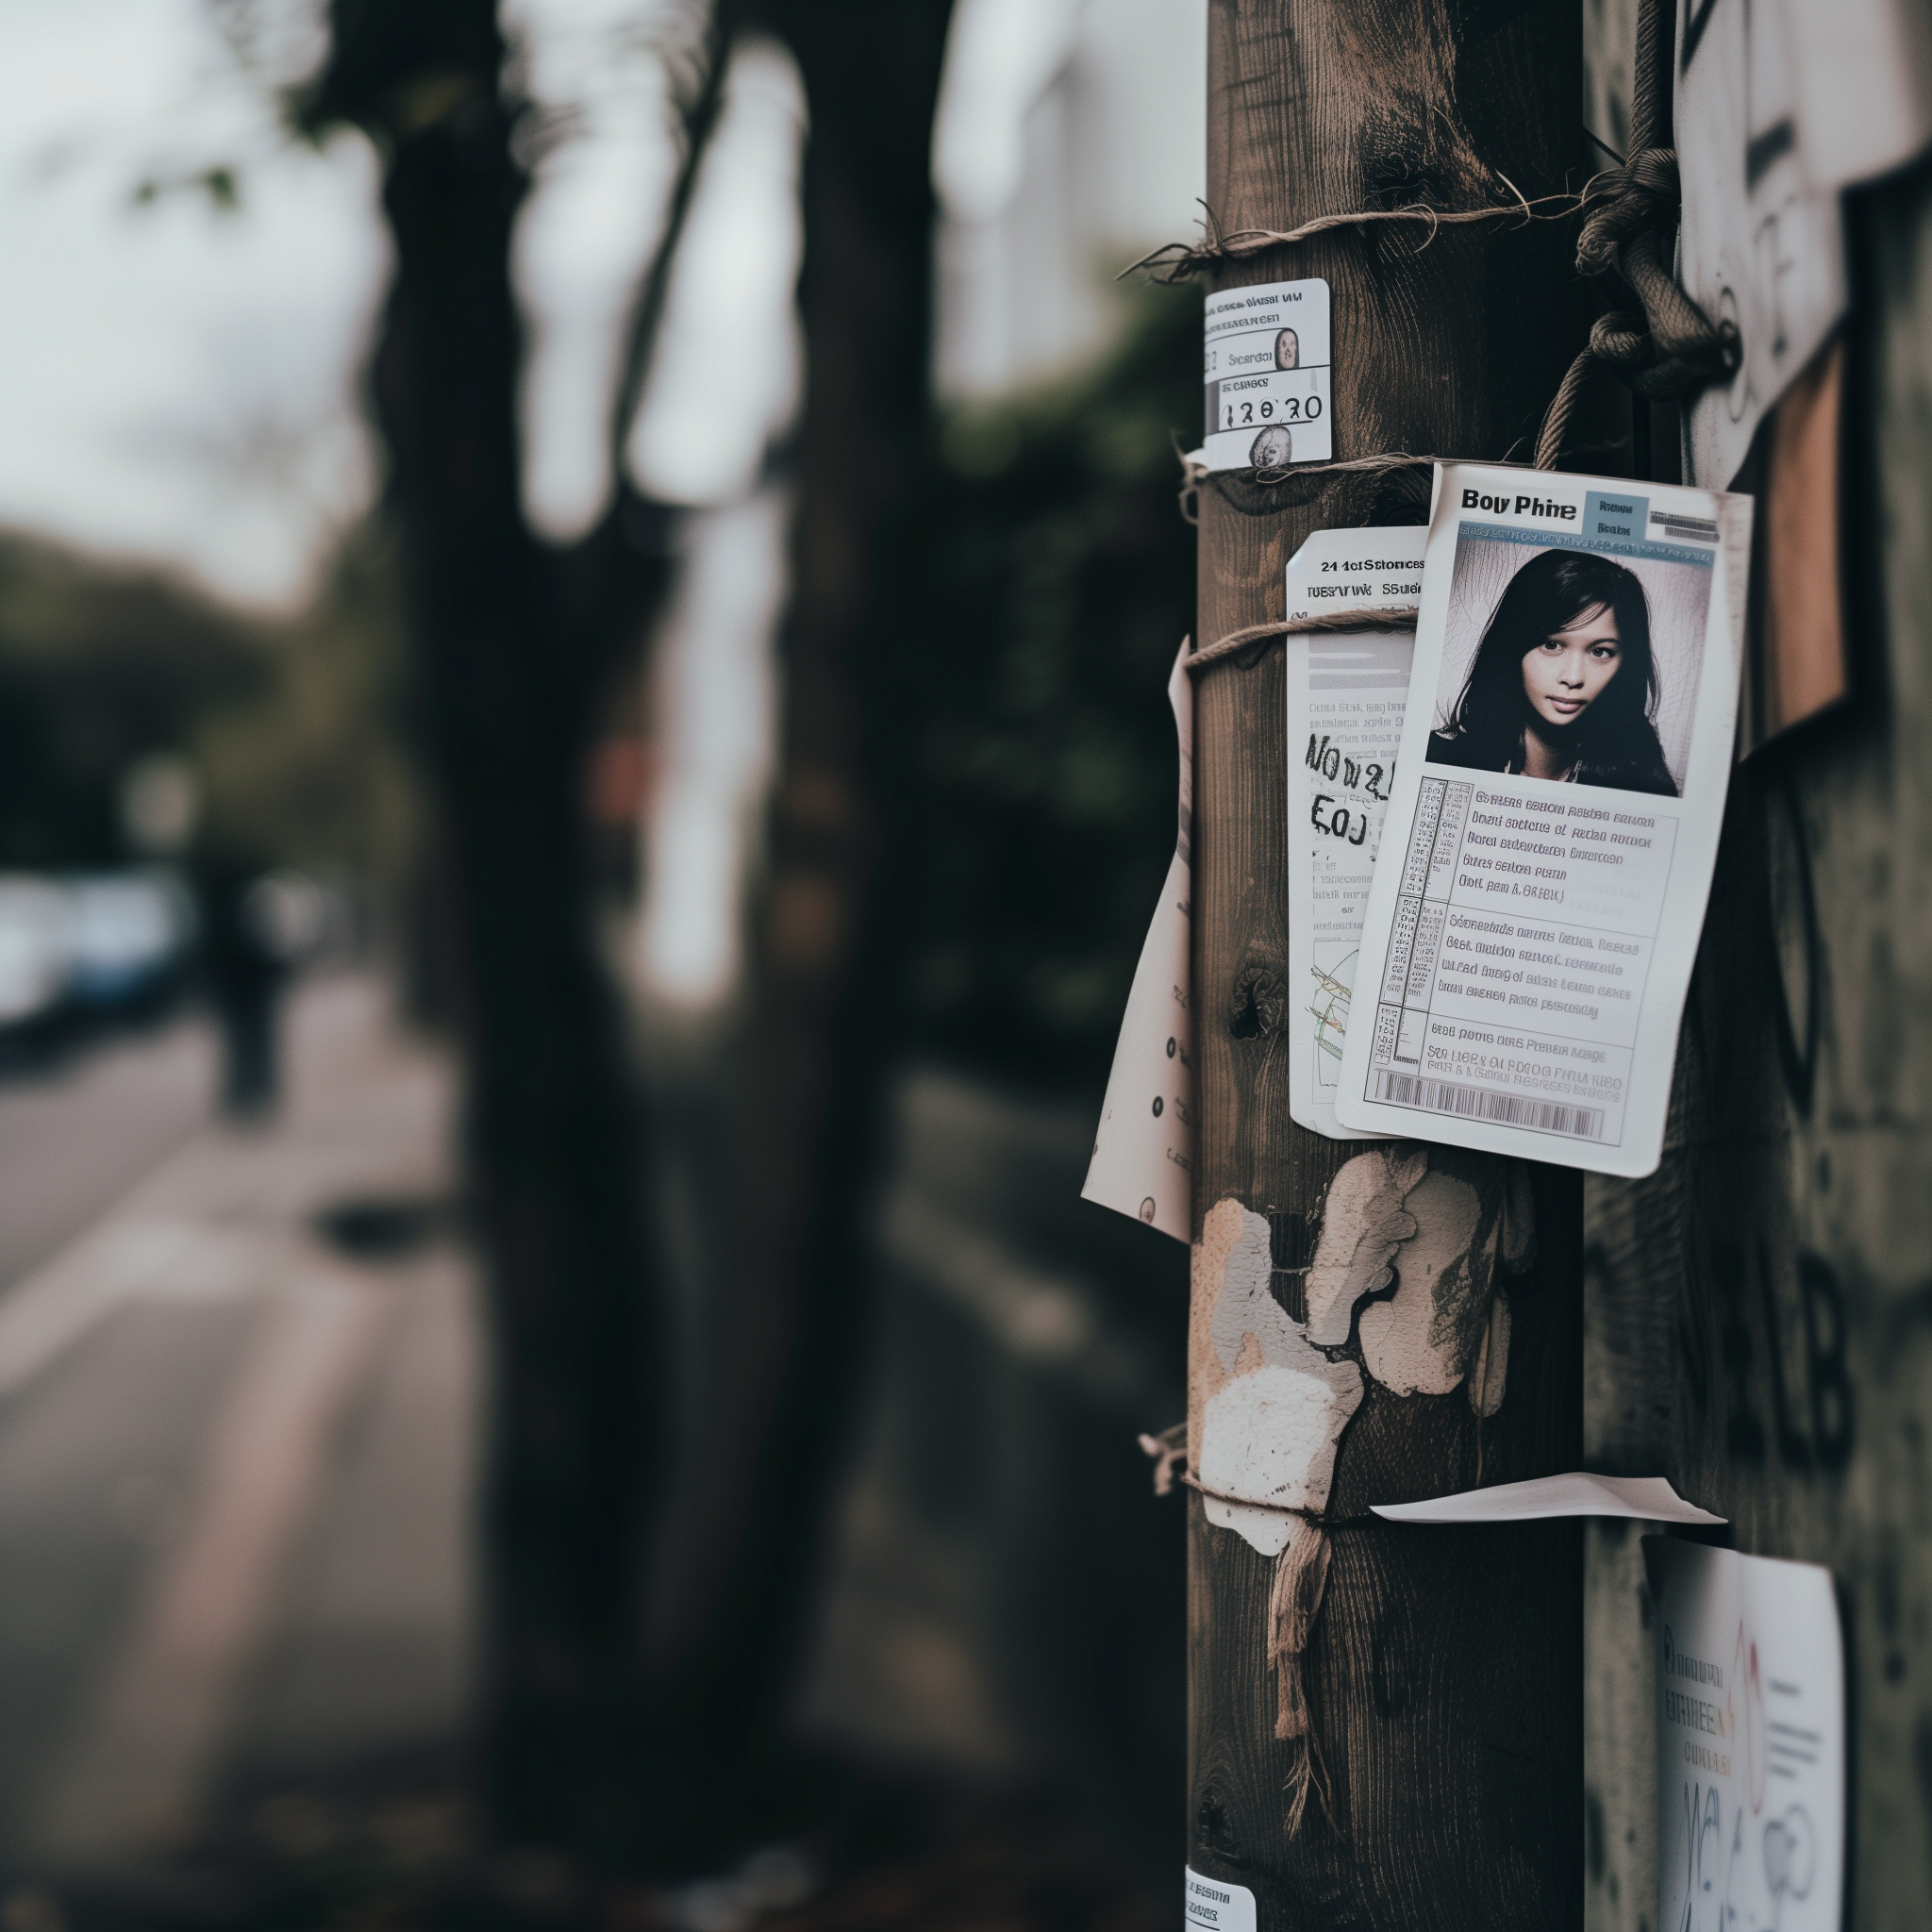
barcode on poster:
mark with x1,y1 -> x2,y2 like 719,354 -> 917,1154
1370,1070 -> 1605,1140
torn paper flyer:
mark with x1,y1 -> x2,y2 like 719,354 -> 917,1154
1285,525 -> 1426,1139
1373,1472 -> 1724,1525
1334,465 -> 1753,1176
1651,1539 -> 1844,1932
1202,279 -> 1332,472
1082,642 -> 1193,1241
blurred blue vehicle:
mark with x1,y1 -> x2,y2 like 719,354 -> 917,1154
0,877 -> 75,1027
63,870 -> 198,1011
0,869 -> 197,1038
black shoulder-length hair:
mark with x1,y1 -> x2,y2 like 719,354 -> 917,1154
1430,546 -> 1677,795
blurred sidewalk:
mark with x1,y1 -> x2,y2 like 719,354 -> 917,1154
0,975 -> 476,1880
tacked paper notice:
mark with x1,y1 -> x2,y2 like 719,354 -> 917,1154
1650,1540 -> 1844,1932
1678,0 -> 1932,489
1335,464 -> 1753,1176
1202,278 -> 1332,472
1082,643 -> 1192,1241
1284,525 -> 1426,1139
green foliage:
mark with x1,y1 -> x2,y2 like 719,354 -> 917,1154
0,528 -> 417,895
192,530 -> 418,890
902,286 -> 1198,1089
0,538 -> 265,867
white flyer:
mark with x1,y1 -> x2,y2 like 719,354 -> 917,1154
1202,278 -> 1332,472
1678,0 -> 1932,488
1651,1540 -> 1844,1932
1082,642 -> 1193,1241
1284,525 -> 1426,1139
1334,464 -> 1753,1177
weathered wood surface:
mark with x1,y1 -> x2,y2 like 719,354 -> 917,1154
1189,3 -> 1589,1924
1582,160 -> 1932,1932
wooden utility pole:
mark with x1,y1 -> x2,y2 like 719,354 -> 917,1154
1188,4 -> 1587,1925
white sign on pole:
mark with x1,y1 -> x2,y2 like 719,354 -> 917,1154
1651,1539 -> 1845,1932
1678,0 -> 1932,488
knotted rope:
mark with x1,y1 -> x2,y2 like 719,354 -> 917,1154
1533,0 -> 1739,468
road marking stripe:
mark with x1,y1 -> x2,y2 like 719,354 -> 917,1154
33,1270 -> 386,1866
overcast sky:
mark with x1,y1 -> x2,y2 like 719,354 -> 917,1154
0,0 -> 385,608
0,0 -> 1192,613
0,0 -> 804,611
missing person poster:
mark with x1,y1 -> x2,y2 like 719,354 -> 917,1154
1334,464 -> 1753,1176
1202,279 -> 1333,472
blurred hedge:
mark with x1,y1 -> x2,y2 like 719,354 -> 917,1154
0,528 -> 416,897
900,285 -> 1197,1091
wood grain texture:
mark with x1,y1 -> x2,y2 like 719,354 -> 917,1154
1582,159 -> 1932,1932
1190,4 -> 1588,1925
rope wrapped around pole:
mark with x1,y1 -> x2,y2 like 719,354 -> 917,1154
1534,0 -> 1740,468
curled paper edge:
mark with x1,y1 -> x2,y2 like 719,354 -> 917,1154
1371,1471 -> 1724,1525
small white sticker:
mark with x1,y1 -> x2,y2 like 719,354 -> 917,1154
1185,1867 -> 1257,1932
1651,1540 -> 1844,1932
1202,278 -> 1332,472
1284,526 -> 1426,1139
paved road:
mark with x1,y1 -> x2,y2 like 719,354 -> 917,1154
0,1018 -> 217,1296
0,990 -> 1183,1890
0,980 -> 477,1878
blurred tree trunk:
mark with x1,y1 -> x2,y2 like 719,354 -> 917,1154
313,0 -> 955,1873
308,0 -> 721,1861
632,0 -> 956,1860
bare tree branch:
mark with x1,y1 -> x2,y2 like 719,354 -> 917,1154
606,0 -> 737,492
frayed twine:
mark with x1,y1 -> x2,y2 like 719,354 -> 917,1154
1137,1424 -> 1341,1839
1270,1527 -> 1335,1836
1125,178 -> 1581,285
1137,1423 -> 1188,1495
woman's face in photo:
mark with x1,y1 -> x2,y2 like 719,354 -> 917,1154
1521,601 -> 1623,729
1274,328 -> 1299,369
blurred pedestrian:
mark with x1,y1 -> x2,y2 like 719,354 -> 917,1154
201,868 -> 324,1115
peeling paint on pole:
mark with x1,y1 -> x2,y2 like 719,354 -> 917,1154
1190,1198 -> 1362,1557
1189,1154 -> 1537,1555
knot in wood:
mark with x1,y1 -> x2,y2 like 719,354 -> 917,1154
1228,963 -> 1287,1041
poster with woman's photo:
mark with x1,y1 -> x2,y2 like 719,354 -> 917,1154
1335,463 -> 1754,1177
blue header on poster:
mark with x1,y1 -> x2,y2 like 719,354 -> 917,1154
1459,509 -> 1716,571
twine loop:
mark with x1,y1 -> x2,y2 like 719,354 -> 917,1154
1127,182 -> 1582,285
1182,608 -> 1419,675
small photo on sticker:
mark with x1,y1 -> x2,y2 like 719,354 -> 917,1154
1249,425 -> 1293,469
